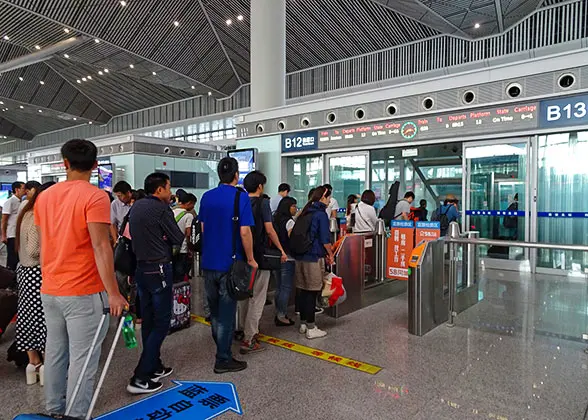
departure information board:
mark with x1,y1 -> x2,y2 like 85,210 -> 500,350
316,103 -> 539,149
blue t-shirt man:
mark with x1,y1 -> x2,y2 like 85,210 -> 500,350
200,184 -> 254,272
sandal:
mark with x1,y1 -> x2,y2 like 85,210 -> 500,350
274,316 -> 295,327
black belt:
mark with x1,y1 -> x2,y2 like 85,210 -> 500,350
138,259 -> 170,264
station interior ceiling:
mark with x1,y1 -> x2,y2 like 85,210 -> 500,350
0,0 -> 557,144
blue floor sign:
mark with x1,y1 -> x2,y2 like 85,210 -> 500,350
95,381 -> 242,420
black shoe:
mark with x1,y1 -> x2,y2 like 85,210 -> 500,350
205,316 -> 211,323
214,358 -> 248,374
265,299 -> 272,306
234,330 -> 244,341
126,377 -> 163,394
151,366 -> 173,382
275,316 -> 296,327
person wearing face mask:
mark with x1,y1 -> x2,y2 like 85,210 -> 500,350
291,186 -> 334,339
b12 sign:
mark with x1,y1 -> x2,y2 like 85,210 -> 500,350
539,94 -> 588,128
282,131 -> 319,153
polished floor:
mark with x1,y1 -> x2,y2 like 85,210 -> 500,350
1,269 -> 588,420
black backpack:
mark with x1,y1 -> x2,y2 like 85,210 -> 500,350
189,214 -> 202,253
432,206 -> 451,235
290,212 -> 314,256
250,197 -> 268,262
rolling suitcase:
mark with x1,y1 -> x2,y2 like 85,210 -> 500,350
0,288 -> 17,339
169,281 -> 191,333
14,310 -> 126,420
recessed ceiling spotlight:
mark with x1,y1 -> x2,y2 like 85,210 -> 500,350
98,71 -> 103,75
191,85 -> 195,89
0,101 -> 3,105
35,45 -> 41,50
152,71 -> 157,75
3,35 -> 9,41
87,75 -> 92,80
237,15 -> 244,21
94,38 -> 100,43
173,21 -> 180,27
38,109 -> 42,113
73,117 -> 77,120
129,64 -> 134,68
39,81 -> 44,85
88,121 -> 93,124
82,77 -> 87,81
63,53 -> 70,58
226,19 -> 232,25
474,23 -> 481,29
120,0 -> 127,6
18,77 -> 23,81
19,105 -> 24,109
104,68 -> 109,73
208,91 -> 212,96
76,79 -> 81,83
64,28 -> 70,33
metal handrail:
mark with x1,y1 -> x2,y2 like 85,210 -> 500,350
446,237 -> 588,253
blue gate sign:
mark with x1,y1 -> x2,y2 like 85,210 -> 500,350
95,381 -> 242,420
539,94 -> 588,128
282,131 -> 319,153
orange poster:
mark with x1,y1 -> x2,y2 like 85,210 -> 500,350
415,221 -> 441,244
386,221 -> 415,280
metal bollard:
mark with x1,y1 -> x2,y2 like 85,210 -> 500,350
375,219 -> 386,282
329,217 -> 340,244
447,222 -> 460,327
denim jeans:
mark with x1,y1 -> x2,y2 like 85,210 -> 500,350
204,270 -> 237,365
41,292 -> 109,418
133,262 -> 173,381
274,261 -> 295,318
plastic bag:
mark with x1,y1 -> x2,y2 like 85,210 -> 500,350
320,272 -> 346,307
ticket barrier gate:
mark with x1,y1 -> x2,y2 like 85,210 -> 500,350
407,239 -> 448,336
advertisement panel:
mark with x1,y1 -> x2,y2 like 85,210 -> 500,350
386,220 -> 414,281
415,221 -> 441,244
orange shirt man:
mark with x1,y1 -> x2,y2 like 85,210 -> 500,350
35,139 -> 127,418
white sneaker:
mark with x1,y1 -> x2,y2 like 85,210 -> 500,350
306,327 -> 327,339
26,363 -> 40,385
299,324 -> 308,334
39,365 -> 44,387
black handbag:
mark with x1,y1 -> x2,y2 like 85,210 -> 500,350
227,188 -> 256,301
260,248 -> 282,271
113,213 -> 136,276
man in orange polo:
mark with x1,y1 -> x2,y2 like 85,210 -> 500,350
35,139 -> 127,418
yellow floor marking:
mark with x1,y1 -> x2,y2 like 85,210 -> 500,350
191,314 -> 382,375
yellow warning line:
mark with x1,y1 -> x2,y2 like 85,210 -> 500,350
190,314 -> 382,375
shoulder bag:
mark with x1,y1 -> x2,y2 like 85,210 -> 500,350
113,212 -> 136,277
227,189 -> 257,301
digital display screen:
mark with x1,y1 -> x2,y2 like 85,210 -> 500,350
1,183 -> 11,192
97,164 -> 113,192
0,191 -> 9,208
316,103 -> 539,150
228,149 -> 256,186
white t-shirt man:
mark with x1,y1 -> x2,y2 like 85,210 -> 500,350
326,197 -> 340,218
3,195 -> 21,238
173,208 -> 195,254
394,199 -> 412,220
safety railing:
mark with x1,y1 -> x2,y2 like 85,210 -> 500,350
285,0 -> 587,98
444,222 -> 588,331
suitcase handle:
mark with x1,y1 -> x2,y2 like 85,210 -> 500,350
65,311 -> 126,420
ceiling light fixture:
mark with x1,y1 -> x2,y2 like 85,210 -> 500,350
76,79 -> 81,83
104,68 -> 109,73
88,121 -> 92,124
152,71 -> 157,75
87,75 -> 92,80
94,38 -> 100,43
0,101 -> 3,104
474,23 -> 481,29
226,19 -> 232,25
63,53 -> 70,58
98,71 -> 103,75
64,28 -> 70,33
120,0 -> 127,6
191,85 -> 195,89
3,35 -> 9,41
174,21 -> 180,27
40,81 -> 44,85
19,105 -> 23,109
129,64 -> 134,68
237,15 -> 244,21
18,77 -> 23,81
35,45 -> 41,50
73,117 -> 77,120
38,109 -> 42,113
82,77 -> 87,81
208,91 -> 212,96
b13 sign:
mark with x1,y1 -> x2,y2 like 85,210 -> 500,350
282,131 -> 319,153
540,94 -> 588,128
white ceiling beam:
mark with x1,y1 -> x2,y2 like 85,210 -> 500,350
494,0 -> 505,32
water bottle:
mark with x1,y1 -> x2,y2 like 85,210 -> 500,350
122,314 -> 137,349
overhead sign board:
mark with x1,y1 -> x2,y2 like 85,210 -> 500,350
315,103 -> 539,150
281,131 -> 319,153
539,94 -> 588,129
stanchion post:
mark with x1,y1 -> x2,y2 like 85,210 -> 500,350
375,219 -> 386,282
447,222 -> 460,328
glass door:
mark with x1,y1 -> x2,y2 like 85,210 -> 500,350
326,153 -> 369,211
464,139 -> 530,270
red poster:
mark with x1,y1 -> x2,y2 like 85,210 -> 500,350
415,221 -> 441,244
386,221 -> 415,280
